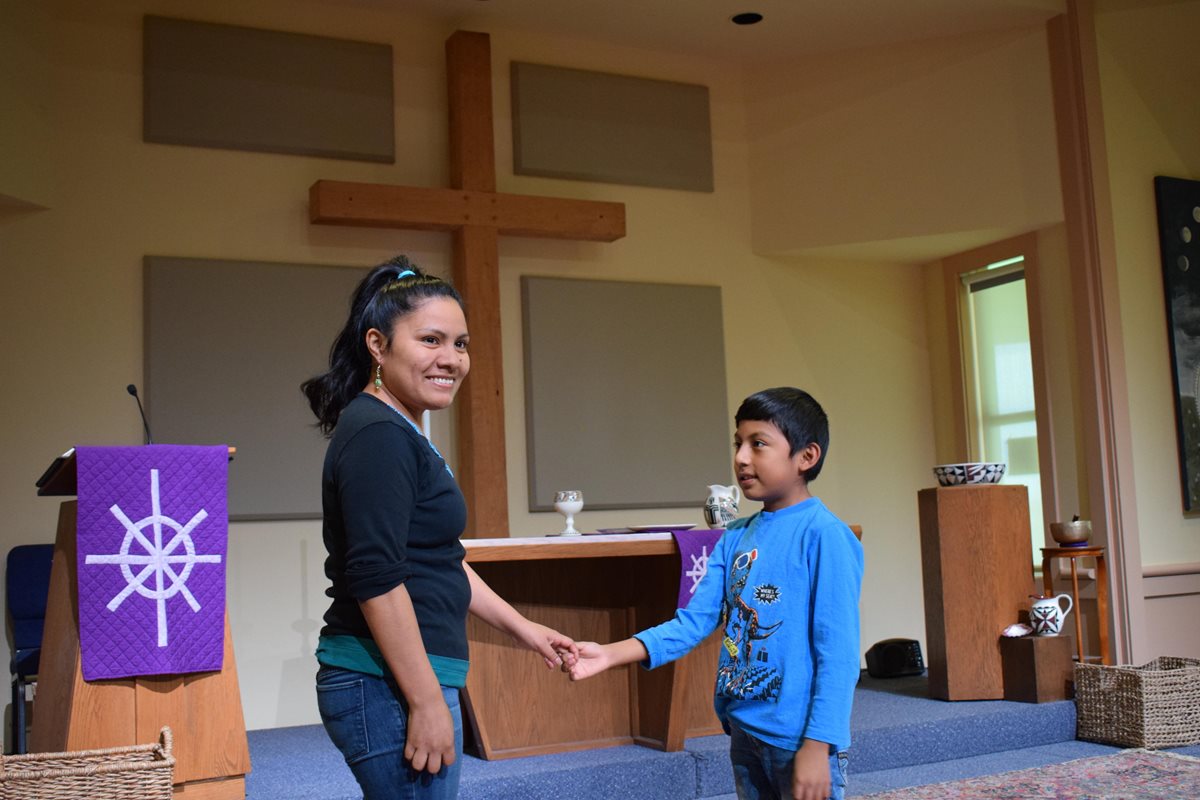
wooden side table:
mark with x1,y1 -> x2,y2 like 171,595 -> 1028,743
1040,545 -> 1110,665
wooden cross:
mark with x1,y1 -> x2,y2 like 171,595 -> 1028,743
309,30 -> 626,537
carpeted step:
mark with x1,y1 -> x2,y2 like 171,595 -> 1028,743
245,724 -> 716,800
849,673 -> 1076,772
459,744 -> 697,800
244,672 -> 1082,799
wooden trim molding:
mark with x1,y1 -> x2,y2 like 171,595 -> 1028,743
1143,562 -> 1200,579
1046,1 -> 1145,663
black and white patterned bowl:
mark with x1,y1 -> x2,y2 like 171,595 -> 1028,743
932,462 -> 1006,487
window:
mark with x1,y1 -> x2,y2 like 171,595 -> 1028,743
961,259 -> 1043,554
942,235 -> 1059,565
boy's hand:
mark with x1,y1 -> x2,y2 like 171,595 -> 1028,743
791,739 -> 832,800
567,641 -> 612,681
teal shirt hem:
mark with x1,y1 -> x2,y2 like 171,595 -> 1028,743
317,634 -> 469,688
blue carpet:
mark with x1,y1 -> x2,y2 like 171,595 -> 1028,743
460,743 -> 697,800
245,724 -> 356,800
244,726 -> 717,800
847,740 -> 1122,796
244,672 -> 1194,799
850,673 -> 1076,772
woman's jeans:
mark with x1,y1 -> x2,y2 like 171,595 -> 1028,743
317,665 -> 463,800
729,723 -> 847,800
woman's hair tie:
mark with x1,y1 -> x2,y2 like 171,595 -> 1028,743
396,269 -> 416,280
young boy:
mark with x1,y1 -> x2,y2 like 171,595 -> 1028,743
569,387 -> 864,800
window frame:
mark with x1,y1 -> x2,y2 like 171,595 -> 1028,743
941,232 -> 1061,550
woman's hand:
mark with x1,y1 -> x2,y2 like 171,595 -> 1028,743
360,586 -> 459,774
790,739 -> 832,800
403,694 -> 456,774
513,620 -> 579,670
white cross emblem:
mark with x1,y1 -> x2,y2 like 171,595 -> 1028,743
84,469 -> 222,648
685,545 -> 711,595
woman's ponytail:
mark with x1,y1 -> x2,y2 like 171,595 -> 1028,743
301,255 -> 463,435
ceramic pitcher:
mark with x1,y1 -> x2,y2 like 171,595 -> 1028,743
1030,593 -> 1073,636
703,484 -> 740,529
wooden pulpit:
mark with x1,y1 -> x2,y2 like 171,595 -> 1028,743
32,449 -> 250,800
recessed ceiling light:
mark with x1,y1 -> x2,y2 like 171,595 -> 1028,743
731,12 -> 763,26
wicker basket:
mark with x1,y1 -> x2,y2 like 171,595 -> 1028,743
1075,657 -> 1200,748
0,727 -> 174,800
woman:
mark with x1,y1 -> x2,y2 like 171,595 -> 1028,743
302,256 -> 576,799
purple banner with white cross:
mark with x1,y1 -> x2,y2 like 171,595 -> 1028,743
673,528 -> 724,609
76,445 -> 228,680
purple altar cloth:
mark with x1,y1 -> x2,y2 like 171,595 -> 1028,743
672,528 -> 724,609
76,445 -> 228,680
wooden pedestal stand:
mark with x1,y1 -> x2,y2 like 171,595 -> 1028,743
918,485 -> 1036,701
1000,634 -> 1074,703
32,454 -> 250,799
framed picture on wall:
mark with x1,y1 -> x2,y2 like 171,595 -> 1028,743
1154,176 -> 1200,511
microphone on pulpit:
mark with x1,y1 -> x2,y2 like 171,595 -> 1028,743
127,384 -> 154,445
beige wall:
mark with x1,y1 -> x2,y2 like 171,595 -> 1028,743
1098,1 -> 1200,568
0,2 -> 54,211
12,0 -> 1188,740
0,1 -> 941,735
0,0 -> 460,737
914,1 -> 1200,664
744,26 -> 1063,261
1096,1 -> 1200,661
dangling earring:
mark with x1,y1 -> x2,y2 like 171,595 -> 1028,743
374,363 -> 383,391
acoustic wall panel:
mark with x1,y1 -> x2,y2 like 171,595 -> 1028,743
144,16 -> 394,163
145,257 -> 368,519
522,277 -> 729,511
511,62 -> 713,192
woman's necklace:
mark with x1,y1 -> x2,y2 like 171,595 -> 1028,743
390,406 -> 453,477
371,387 -> 453,476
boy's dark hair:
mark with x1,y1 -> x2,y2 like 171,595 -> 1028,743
735,387 -> 829,482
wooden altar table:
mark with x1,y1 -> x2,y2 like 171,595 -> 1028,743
461,534 -> 723,760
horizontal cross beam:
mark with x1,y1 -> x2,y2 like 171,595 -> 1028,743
309,179 -> 625,242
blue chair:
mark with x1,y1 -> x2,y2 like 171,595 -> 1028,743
7,543 -> 53,755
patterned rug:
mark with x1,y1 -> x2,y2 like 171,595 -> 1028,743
860,750 -> 1200,799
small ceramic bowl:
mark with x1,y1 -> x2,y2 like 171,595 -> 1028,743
1049,519 -> 1091,546
932,462 -> 1007,487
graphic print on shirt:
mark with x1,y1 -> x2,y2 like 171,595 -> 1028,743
716,547 -> 783,701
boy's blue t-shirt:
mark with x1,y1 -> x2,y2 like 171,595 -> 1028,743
635,496 -> 864,751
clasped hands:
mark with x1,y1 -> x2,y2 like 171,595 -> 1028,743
561,641 -> 620,681
545,636 -> 613,681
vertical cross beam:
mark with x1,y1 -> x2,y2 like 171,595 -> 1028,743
310,31 -> 625,537
446,31 -> 508,536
